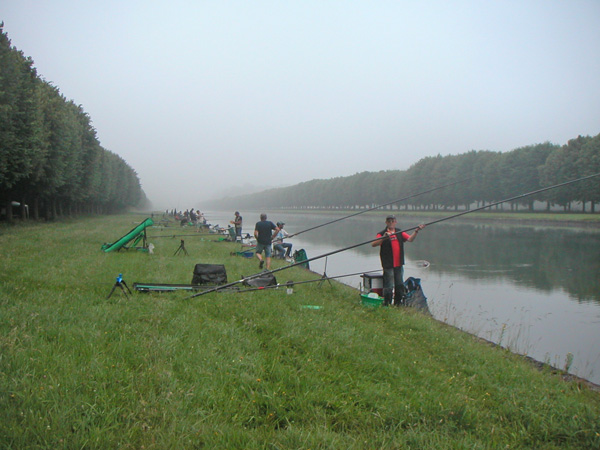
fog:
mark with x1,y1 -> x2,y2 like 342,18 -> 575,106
2,1 -> 599,209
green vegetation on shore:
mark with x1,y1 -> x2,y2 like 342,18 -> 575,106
210,136 -> 600,213
1,214 -> 599,449
269,208 -> 600,224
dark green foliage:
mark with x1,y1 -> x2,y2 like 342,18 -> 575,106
211,137 -> 599,212
0,26 -> 40,192
0,24 -> 145,220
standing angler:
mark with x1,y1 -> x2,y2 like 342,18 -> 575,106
371,215 -> 425,306
231,211 -> 243,238
254,213 -> 279,270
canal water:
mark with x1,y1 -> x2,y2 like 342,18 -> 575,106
205,210 -> 600,384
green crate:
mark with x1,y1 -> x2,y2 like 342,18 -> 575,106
360,293 -> 384,307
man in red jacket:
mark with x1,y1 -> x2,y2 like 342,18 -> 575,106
371,215 -> 425,306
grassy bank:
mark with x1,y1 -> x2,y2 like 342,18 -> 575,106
1,214 -> 599,449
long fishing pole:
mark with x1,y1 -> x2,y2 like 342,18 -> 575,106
284,177 -> 473,239
234,269 -> 383,294
187,233 -> 406,298
162,178 -> 467,242
148,233 -> 212,239
148,228 -> 252,240
234,261 -> 431,294
417,172 -> 600,229
187,172 -> 599,299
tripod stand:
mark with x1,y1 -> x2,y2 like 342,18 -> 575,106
174,239 -> 189,256
107,274 -> 132,299
318,257 -> 333,288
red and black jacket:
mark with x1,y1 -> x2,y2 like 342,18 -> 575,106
377,228 -> 408,269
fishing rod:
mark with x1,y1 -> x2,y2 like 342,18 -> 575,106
165,177 -> 463,243
417,172 -> 600,230
148,233 -> 212,239
234,260 -> 432,294
284,177 -> 473,239
187,237 -> 409,298
234,269 -> 383,294
187,172 -> 599,299
148,226 -> 252,240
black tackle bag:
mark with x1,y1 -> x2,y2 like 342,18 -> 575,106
191,264 -> 228,285
243,272 -> 277,288
403,277 -> 430,314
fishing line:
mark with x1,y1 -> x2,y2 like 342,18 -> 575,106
158,179 -> 466,241
187,172 -> 599,299
415,172 -> 600,230
284,177 -> 473,239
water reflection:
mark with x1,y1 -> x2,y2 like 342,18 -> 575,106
416,223 -> 600,304
265,212 -> 600,304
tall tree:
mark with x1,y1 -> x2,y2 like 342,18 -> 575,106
539,137 -> 587,211
503,143 -> 557,210
577,134 -> 600,212
0,24 -> 43,218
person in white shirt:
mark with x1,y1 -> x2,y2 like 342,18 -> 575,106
273,222 -> 293,260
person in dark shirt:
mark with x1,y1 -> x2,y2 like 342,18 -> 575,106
371,215 -> 424,306
254,213 -> 280,270
230,211 -> 243,238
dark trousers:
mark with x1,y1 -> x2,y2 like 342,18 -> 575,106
382,266 -> 406,306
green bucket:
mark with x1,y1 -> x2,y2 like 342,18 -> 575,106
360,293 -> 384,307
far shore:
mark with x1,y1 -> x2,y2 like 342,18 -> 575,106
237,208 -> 600,228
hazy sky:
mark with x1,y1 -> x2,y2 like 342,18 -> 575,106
2,1 -> 599,210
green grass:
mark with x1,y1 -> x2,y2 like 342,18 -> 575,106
1,214 -> 599,449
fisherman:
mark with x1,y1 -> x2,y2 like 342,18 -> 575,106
254,213 -> 279,270
273,222 -> 293,260
371,215 -> 425,306
230,211 -> 243,238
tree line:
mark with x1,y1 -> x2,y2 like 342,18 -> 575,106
210,135 -> 600,213
0,24 -> 148,221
